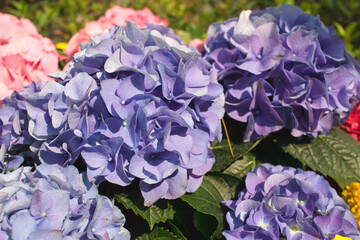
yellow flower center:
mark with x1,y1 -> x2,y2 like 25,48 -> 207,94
258,223 -> 267,230
290,225 -> 300,233
332,235 -> 352,240
342,182 -> 360,229
56,42 -> 68,50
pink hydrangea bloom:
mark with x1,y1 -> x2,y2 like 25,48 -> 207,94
65,6 -> 168,61
189,38 -> 205,52
0,13 -> 60,100
0,13 -> 38,44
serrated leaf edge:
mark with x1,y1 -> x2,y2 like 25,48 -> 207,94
116,195 -> 175,230
135,226 -> 181,240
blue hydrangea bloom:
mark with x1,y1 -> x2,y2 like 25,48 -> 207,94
0,22 -> 224,206
222,164 -> 360,240
0,165 -> 130,240
203,4 -> 360,141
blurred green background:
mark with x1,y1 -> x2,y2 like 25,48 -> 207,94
0,0 -> 359,60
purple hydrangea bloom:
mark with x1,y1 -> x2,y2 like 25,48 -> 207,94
0,82 -> 45,169
203,4 -> 360,141
222,164 -> 360,240
0,21 -> 224,206
0,165 -> 130,240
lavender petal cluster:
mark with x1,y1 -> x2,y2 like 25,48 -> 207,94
0,165 -> 130,240
0,22 -> 224,206
223,163 -> 360,240
0,82 -> 45,169
203,4 -> 360,141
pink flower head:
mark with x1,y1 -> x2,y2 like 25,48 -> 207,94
189,38 -> 206,52
341,100 -> 360,143
0,13 -> 60,100
0,13 -> 38,45
65,6 -> 168,61
105,6 -> 168,28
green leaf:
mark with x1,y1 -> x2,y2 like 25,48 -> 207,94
169,199 -> 206,239
251,134 -> 302,169
136,227 -> 180,240
277,127 -> 360,182
167,221 -> 187,240
211,138 -> 262,172
210,117 -> 263,172
222,153 -> 255,179
333,176 -> 359,189
193,211 -> 217,239
181,174 -> 240,239
116,188 -> 176,230
334,22 -> 346,37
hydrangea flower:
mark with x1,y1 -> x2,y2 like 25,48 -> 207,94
65,6 -> 168,61
203,4 -> 360,141
0,13 -> 61,99
342,182 -> 360,229
222,164 -> 360,240
0,13 -> 38,44
0,82 -> 46,170
0,22 -> 224,206
0,165 -> 130,240
189,38 -> 205,52
341,100 -> 360,143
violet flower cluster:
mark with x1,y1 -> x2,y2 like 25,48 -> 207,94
223,164 -> 360,240
203,4 -> 360,141
0,22 -> 224,206
0,82 -> 46,170
0,165 -> 130,240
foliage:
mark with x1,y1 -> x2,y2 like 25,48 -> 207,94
181,174 -> 240,239
1,0 -> 359,60
116,188 -> 176,231
1,1 -> 360,239
136,227 -> 180,240
277,128 -> 360,187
